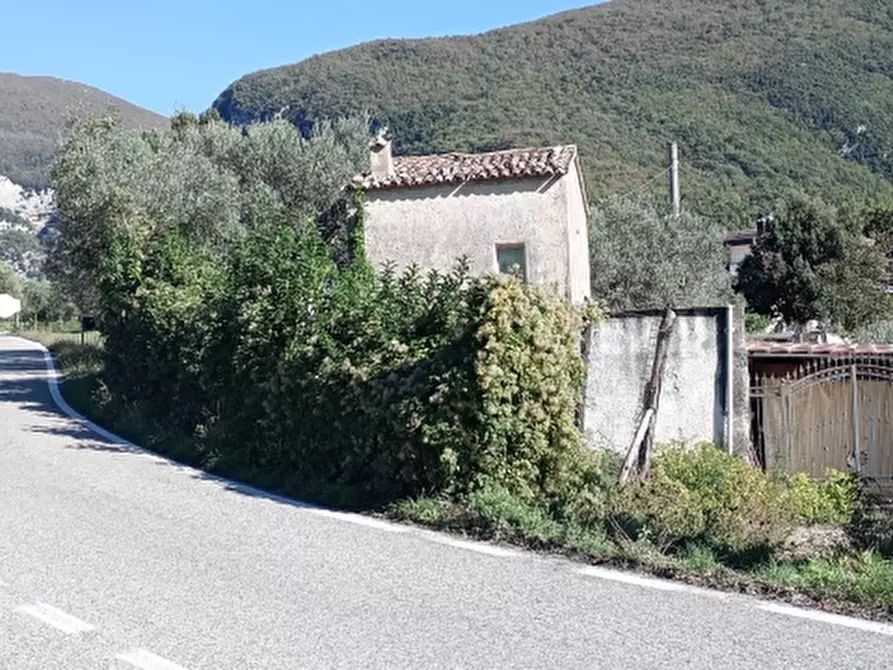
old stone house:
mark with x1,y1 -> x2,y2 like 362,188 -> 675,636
353,136 -> 591,304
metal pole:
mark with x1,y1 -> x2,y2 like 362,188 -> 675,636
726,304 -> 734,455
851,362 -> 861,475
668,142 -> 680,217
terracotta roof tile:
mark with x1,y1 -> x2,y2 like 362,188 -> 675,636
724,229 -> 757,246
355,145 -> 578,190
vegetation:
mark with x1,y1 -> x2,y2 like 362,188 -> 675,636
0,259 -> 76,326
853,320 -> 893,344
0,261 -> 19,295
214,0 -> 893,222
0,207 -> 30,227
389,445 -> 893,613
735,196 -> 893,332
0,73 -> 166,189
37,319 -> 893,616
588,195 -> 732,311
761,552 -> 893,609
48,112 -> 599,509
40,106 -> 893,619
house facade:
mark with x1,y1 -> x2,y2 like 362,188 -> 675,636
724,229 -> 757,278
354,137 -> 591,304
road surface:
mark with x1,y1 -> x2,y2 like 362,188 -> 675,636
1,334 -> 892,669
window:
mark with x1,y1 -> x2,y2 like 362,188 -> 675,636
496,244 -> 527,282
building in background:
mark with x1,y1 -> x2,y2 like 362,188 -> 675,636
355,134 -> 591,304
724,229 -> 757,278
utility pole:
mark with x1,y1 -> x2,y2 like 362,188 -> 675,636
668,142 -> 680,217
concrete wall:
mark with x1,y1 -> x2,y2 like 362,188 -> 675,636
363,171 -> 590,303
563,160 -> 592,304
582,306 -> 749,455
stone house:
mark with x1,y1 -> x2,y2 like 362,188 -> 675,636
353,136 -> 591,304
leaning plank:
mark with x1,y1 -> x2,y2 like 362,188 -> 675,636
618,307 -> 677,483
638,307 -> 677,478
619,408 -> 655,484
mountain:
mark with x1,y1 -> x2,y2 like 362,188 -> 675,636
213,0 -> 893,222
0,73 -> 167,190
0,175 -> 54,278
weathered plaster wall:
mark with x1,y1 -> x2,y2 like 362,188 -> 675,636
563,160 -> 592,304
363,175 -> 587,302
582,307 -> 747,454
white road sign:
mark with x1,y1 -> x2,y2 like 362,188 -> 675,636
0,293 -> 22,319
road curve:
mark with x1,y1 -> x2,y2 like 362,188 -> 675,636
0,334 -> 891,670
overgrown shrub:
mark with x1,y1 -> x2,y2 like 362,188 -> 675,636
780,470 -> 859,526
232,263 -> 599,507
610,443 -> 792,557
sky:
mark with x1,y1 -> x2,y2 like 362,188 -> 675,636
3,1 -> 594,116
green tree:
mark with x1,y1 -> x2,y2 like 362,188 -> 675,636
49,112 -> 369,313
0,261 -> 21,296
853,319 -> 893,344
735,196 -> 892,332
588,195 -> 732,311
17,279 -> 76,326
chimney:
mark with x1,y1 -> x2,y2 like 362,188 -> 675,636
369,126 -> 393,180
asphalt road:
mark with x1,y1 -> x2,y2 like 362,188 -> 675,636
1,334 -> 892,669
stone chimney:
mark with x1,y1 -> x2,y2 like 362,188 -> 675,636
369,126 -> 393,180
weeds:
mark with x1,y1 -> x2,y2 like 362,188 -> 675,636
761,551 -> 893,608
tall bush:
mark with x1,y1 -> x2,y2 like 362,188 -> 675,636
51,111 -> 600,509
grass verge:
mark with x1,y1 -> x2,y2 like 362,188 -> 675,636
19,332 -> 893,622
390,491 -> 893,620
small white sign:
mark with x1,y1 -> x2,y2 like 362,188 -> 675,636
0,293 -> 21,319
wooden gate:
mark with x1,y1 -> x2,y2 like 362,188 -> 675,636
751,356 -> 893,482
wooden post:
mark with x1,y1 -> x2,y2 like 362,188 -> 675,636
619,307 -> 678,483
851,361 -> 861,475
620,409 -> 655,483
639,307 -> 677,477
669,143 -> 680,217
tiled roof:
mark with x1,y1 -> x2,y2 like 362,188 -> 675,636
748,342 -> 893,357
355,145 -> 578,190
725,229 -> 757,246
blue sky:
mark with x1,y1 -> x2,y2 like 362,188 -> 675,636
3,1 -> 594,116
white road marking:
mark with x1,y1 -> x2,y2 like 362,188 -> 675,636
577,566 -> 688,591
759,603 -> 893,636
116,649 -> 189,670
16,603 -> 95,634
307,508 -> 409,532
429,536 -> 520,558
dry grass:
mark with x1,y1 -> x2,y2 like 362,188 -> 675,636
18,330 -> 103,349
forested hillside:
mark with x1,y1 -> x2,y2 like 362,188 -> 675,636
0,73 -> 166,189
214,0 -> 893,221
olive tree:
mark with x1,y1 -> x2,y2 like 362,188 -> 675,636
588,195 -> 733,311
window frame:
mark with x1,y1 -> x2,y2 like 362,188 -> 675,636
495,243 -> 528,282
